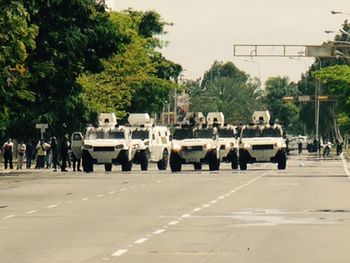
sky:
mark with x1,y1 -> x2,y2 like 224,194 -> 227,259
106,0 -> 349,85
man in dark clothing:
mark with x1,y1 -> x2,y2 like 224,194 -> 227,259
26,141 -> 34,169
2,138 -> 13,169
51,137 -> 59,172
60,136 -> 69,172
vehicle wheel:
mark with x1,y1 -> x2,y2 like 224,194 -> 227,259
209,152 -> 220,171
82,150 -> 93,173
140,151 -> 149,171
170,152 -> 181,172
277,151 -> 287,170
194,163 -> 202,170
104,163 -> 112,172
122,161 -> 132,171
239,161 -> 247,170
231,151 -> 238,170
157,150 -> 169,170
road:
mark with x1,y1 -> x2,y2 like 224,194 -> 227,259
1,152 -> 350,263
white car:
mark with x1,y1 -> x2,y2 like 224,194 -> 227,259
71,113 -> 135,172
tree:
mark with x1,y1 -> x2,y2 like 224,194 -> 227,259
8,0 -> 122,139
78,10 -> 182,120
0,0 -> 38,138
189,61 -> 264,124
263,77 -> 300,133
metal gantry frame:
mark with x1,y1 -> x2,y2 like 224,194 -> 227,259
233,44 -> 349,146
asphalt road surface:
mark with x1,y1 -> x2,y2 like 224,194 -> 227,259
1,152 -> 350,263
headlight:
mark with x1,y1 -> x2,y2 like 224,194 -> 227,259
84,144 -> 93,150
132,144 -> 139,149
243,142 -> 251,149
275,142 -> 286,148
204,143 -> 213,149
172,144 -> 182,151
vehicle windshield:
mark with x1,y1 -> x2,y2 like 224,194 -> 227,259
86,130 -> 105,140
262,127 -> 282,137
218,129 -> 235,138
241,127 -> 282,138
194,128 -> 214,139
173,129 -> 193,140
241,128 -> 261,138
108,131 -> 125,139
132,130 -> 149,140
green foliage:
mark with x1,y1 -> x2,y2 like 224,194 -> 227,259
263,77 -> 300,132
78,10 -> 181,120
0,0 -> 38,138
313,65 -> 350,132
189,61 -> 264,124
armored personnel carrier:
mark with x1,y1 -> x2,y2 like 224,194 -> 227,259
239,111 -> 287,170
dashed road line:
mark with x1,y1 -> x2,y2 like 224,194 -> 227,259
134,238 -> 148,244
81,197 -> 89,201
96,194 -> 104,198
168,220 -> 179,226
2,215 -> 16,219
112,249 -> 128,257
26,210 -> 37,214
47,204 -> 58,208
153,229 -> 166,234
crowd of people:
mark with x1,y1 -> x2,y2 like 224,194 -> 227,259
1,136 -> 81,172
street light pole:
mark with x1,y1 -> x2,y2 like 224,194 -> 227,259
315,57 -> 322,155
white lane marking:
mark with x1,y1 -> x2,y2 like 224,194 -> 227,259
168,221 -> 179,226
341,153 -> 350,180
47,204 -> 58,208
193,207 -> 202,212
210,200 -> 217,204
26,210 -> 37,214
153,229 -> 166,234
182,214 -> 191,218
134,238 -> 148,244
112,249 -> 128,257
218,196 -> 225,199
202,204 -> 210,208
2,215 -> 16,219
109,191 -> 116,194
96,194 -> 104,198
81,197 -> 89,201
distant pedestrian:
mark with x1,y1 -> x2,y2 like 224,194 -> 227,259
297,135 -> 303,154
17,141 -> 26,170
36,139 -> 50,169
45,139 -> 52,169
51,137 -> 59,172
60,136 -> 69,172
26,141 -> 34,169
2,138 -> 14,169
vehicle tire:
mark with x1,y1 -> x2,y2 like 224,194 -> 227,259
231,151 -> 238,170
104,163 -> 112,172
209,152 -> 220,171
194,163 -> 202,170
239,161 -> 247,170
122,161 -> 132,171
170,152 -> 181,172
82,150 -> 93,173
277,151 -> 287,170
140,151 -> 149,171
157,150 -> 169,170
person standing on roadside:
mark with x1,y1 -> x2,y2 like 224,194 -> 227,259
26,141 -> 34,169
2,138 -> 14,169
45,138 -> 52,169
17,141 -> 26,170
36,139 -> 49,169
51,137 -> 59,172
60,136 -> 69,172
297,135 -> 303,154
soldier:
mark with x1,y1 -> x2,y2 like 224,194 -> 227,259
60,136 -> 69,172
2,138 -> 14,169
